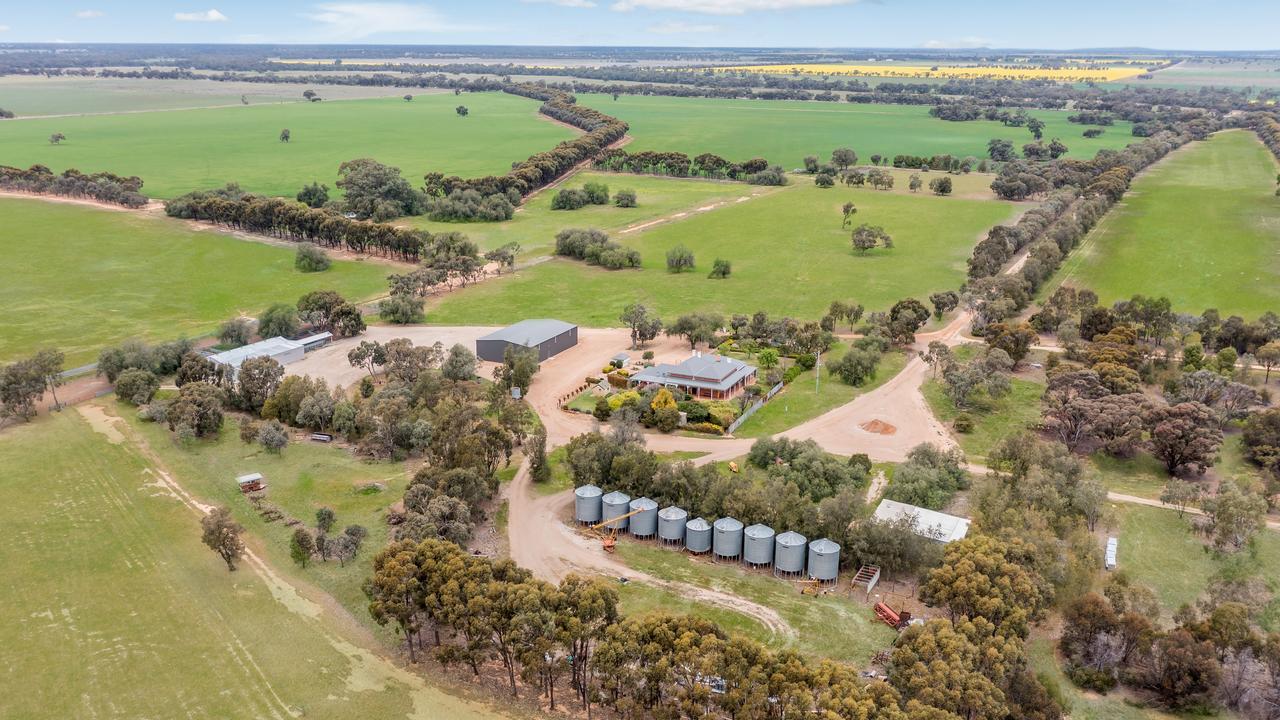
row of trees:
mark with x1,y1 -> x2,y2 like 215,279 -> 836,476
593,148 -> 788,185
0,164 -> 148,207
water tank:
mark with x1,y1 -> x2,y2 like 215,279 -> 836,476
601,491 -> 631,530
574,485 -> 602,524
685,517 -> 712,553
712,517 -> 744,560
743,524 -> 775,566
774,531 -> 807,574
628,497 -> 658,538
658,506 -> 688,544
807,538 -> 841,582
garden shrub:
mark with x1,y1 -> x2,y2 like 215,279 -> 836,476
677,400 -> 711,423
686,422 -> 724,436
796,353 -> 816,370
783,366 -> 803,384
953,413 -> 974,433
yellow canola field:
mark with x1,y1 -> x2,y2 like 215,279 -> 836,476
717,63 -> 1149,83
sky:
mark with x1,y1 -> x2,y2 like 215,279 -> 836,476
0,1 -> 1277,51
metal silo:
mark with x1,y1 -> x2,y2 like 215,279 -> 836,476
685,517 -> 712,553
658,506 -> 688,546
601,491 -> 631,530
774,531 -> 807,576
574,485 -> 602,524
743,524 -> 775,567
628,497 -> 658,538
807,538 -> 841,583
712,517 -> 744,561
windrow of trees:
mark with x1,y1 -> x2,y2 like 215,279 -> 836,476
0,164 -> 148,207
164,183 -> 473,263
595,149 -> 775,181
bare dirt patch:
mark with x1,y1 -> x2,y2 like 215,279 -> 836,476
859,419 -> 897,435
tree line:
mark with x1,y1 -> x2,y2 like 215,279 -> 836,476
0,164 -> 148,208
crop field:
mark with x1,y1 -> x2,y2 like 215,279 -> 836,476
0,408 -> 510,720
1143,60 -> 1280,91
428,180 -> 1017,325
579,94 -> 1137,169
1047,131 -> 1280,316
405,171 -> 761,256
717,62 -> 1150,83
0,92 -> 575,199
0,75 -> 423,117
0,198 -> 387,364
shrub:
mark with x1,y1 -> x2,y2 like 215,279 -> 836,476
296,182 -> 329,208
294,243 -> 332,272
614,189 -> 637,207
642,350 -> 654,361
815,173 -> 835,188
551,188 -> 590,210
115,368 -> 160,406
425,189 -> 514,222
928,176 -> 953,196
1067,665 -> 1117,693
608,390 -> 641,410
583,182 -> 610,205
829,348 -> 881,386
706,403 -> 737,428
677,401 -> 710,423
686,421 -> 724,436
795,353 -> 816,370
258,419 -> 290,453
218,317 -> 254,347
708,258 -> 731,279
953,413 -> 974,433
666,245 -> 695,273
555,228 -> 639,269
593,397 -> 612,421
653,407 -> 681,432
783,366 -> 803,384
379,294 -> 424,324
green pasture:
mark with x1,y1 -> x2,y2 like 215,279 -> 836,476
0,75 -> 421,116
0,409 -> 510,720
0,92 -> 575,198
428,181 -> 1017,325
0,198 -> 387,364
404,171 -> 760,256
1046,131 -> 1280,316
922,370 -> 1045,464
579,94 -> 1137,168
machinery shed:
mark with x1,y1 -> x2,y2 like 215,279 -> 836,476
475,319 -> 578,363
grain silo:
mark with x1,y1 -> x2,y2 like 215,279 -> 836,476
774,531 -> 807,577
685,517 -> 712,554
628,497 -> 659,538
807,538 -> 841,583
658,506 -> 688,546
601,491 -> 631,530
743,524 -> 775,567
574,485 -> 603,524
712,517 -> 744,561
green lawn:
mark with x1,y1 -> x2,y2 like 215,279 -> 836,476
1114,503 -> 1280,624
1092,435 -> 1267,500
1046,130 -> 1280,316
0,409 -> 510,720
616,582 -> 771,643
580,94 -> 1137,168
734,347 -> 908,438
614,542 -> 897,665
404,171 -> 759,256
922,369 -> 1045,464
428,181 -> 1017,325
0,92 -> 575,199
0,198 -> 388,364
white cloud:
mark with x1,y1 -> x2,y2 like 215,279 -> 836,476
612,0 -> 853,14
522,0 -> 597,7
174,9 -> 229,22
0,25 -> 9,32
303,3 -> 477,39
649,20 -> 719,33
920,36 -> 991,49
75,10 -> 104,18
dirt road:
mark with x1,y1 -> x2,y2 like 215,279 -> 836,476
503,459 -> 794,638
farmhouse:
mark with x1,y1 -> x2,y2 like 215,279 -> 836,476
871,499 -> 970,543
209,333 -> 331,377
475,319 -> 578,363
628,352 -> 757,400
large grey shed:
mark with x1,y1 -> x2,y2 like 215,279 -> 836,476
658,506 -> 688,545
774,531 -> 807,576
628,497 -> 659,538
743,524 -> 775,566
475,319 -> 578,363
574,485 -> 603,524
601,491 -> 631,530
685,517 -> 712,553
807,538 -> 841,583
712,517 -> 744,561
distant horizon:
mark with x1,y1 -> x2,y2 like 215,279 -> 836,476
1,1 -> 1278,52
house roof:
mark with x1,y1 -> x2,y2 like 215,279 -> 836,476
209,336 -> 302,368
629,353 -> 757,393
872,499 -> 971,543
479,319 -> 576,347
